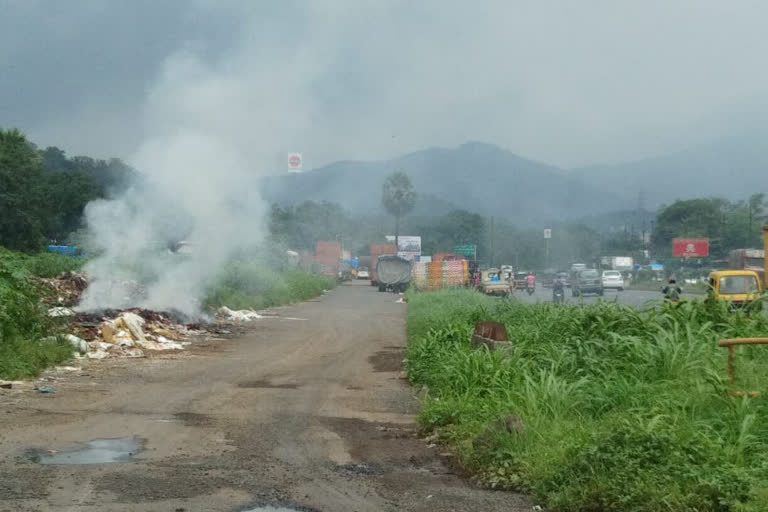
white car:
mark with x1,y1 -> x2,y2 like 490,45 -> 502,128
357,267 -> 369,279
601,270 -> 625,291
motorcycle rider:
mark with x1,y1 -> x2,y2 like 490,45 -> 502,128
526,272 -> 536,289
552,276 -> 565,303
662,277 -> 682,301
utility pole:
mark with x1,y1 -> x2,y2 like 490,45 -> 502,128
489,216 -> 495,268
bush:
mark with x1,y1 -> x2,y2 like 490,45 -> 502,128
0,255 -> 72,379
406,289 -> 768,511
205,260 -> 335,310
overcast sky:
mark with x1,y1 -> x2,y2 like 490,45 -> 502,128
2,0 -> 767,170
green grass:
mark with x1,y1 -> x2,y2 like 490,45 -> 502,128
406,289 -> 768,511
204,260 -> 336,310
0,249 -> 74,379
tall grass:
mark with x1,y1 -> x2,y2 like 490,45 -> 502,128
204,260 -> 335,310
0,251 -> 72,379
406,289 -> 768,511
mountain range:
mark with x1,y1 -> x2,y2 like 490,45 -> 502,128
262,138 -> 767,227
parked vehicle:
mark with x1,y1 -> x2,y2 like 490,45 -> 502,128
707,270 -> 762,308
573,269 -> 604,296
376,255 -> 411,292
479,268 -> 512,297
357,266 -> 369,279
369,243 -> 397,286
601,270 -> 625,291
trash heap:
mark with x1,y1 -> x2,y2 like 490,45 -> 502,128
35,270 -> 270,360
50,306 -> 268,360
33,271 -> 89,306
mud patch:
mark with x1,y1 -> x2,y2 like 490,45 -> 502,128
238,380 -> 299,389
174,411 -> 214,426
96,468 -> 230,500
26,436 -> 142,464
368,350 -> 403,372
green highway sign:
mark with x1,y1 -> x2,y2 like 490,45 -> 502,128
453,244 -> 476,257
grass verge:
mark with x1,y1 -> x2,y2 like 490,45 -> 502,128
0,250 -> 73,379
406,288 -> 768,511
204,259 -> 336,310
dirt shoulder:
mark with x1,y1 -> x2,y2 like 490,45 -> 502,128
0,281 -> 529,512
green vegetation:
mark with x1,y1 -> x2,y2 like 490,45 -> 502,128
407,289 -> 768,511
205,259 -> 336,311
1,128 -> 134,251
0,249 -> 73,379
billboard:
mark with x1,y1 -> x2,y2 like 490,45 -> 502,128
386,235 -> 421,259
672,238 -> 709,258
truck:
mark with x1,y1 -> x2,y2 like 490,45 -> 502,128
369,243 -> 397,287
315,241 -> 342,279
376,255 -> 412,292
607,256 -> 633,271
728,248 -> 765,285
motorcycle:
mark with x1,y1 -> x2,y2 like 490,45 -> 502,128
526,284 -> 535,295
553,287 -> 565,304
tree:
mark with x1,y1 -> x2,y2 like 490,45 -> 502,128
381,171 -> 417,250
0,129 -> 46,250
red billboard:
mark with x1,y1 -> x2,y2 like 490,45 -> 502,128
672,238 -> 709,258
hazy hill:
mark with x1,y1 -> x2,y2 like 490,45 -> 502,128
572,134 -> 768,208
262,142 -> 623,225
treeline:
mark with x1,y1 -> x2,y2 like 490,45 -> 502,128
0,128 -> 135,250
652,196 -> 766,259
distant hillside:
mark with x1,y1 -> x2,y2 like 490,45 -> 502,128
262,142 -> 624,225
572,134 -> 768,208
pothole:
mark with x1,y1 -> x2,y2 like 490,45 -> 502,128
26,436 -> 142,464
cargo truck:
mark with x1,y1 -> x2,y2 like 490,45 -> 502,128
728,248 -> 765,285
369,243 -> 396,287
376,255 -> 412,292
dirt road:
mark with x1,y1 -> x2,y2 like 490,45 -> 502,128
0,282 -> 529,512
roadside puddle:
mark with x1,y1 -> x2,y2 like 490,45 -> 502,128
26,436 -> 142,464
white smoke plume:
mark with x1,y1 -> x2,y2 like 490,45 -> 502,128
78,13 -> 325,315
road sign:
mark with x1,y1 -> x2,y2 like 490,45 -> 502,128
544,228 -> 552,239
672,238 -> 709,258
453,244 -> 476,257
288,152 -> 303,171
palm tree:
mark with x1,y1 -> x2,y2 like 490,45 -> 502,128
381,171 -> 417,251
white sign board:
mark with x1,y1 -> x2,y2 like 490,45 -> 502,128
287,152 -> 303,171
386,235 -> 421,259
544,228 -> 552,239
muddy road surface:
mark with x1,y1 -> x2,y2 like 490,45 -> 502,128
0,281 -> 529,512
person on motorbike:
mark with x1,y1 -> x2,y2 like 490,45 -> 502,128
526,273 -> 536,288
552,277 -> 565,303
662,278 -> 682,301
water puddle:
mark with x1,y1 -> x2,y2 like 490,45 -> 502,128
26,436 -> 142,464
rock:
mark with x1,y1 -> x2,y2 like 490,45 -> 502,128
470,334 -> 512,351
494,414 -> 525,433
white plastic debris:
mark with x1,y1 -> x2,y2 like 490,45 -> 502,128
217,306 -> 263,321
63,334 -> 88,354
47,306 -> 74,317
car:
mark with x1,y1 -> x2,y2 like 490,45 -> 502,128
601,270 -> 624,291
573,269 -> 603,296
357,266 -> 369,279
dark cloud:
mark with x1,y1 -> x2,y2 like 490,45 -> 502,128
2,0 -> 767,167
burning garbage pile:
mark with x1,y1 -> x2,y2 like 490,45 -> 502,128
38,272 -> 269,360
